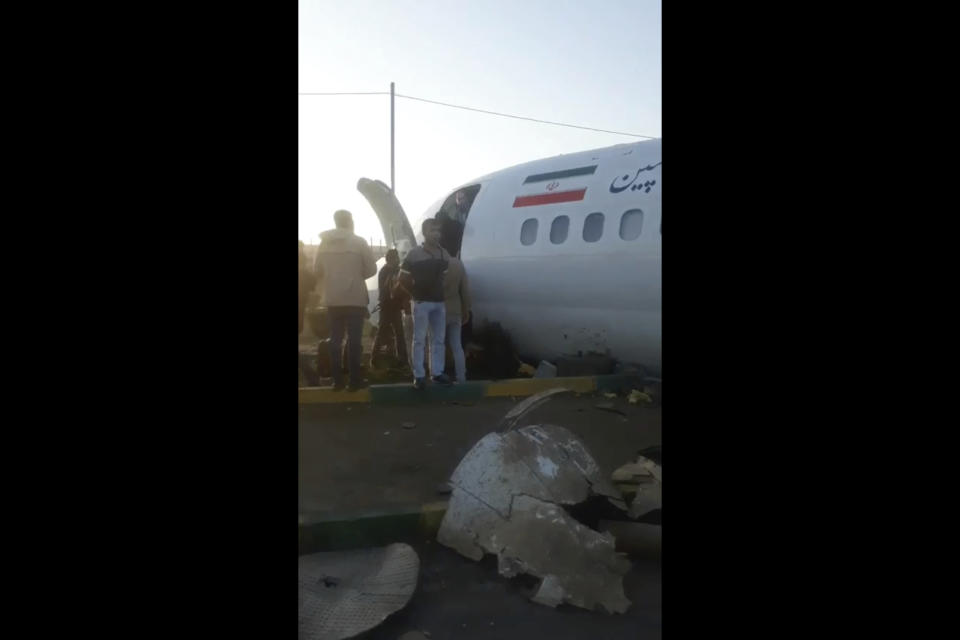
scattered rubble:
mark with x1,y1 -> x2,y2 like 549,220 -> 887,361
517,362 -> 537,377
628,389 -> 653,405
437,389 -> 634,614
611,452 -> 662,519
534,360 -> 558,378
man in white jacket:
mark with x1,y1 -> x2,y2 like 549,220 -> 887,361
315,210 -> 377,391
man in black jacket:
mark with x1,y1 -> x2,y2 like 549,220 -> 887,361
399,219 -> 452,389
371,249 -> 408,366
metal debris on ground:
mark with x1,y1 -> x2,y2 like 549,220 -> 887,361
497,387 -> 571,432
401,421 -> 417,430
299,543 -> 420,640
437,389 -> 633,614
628,389 -> 653,405
517,362 -> 537,377
611,453 -> 662,519
534,360 -> 558,378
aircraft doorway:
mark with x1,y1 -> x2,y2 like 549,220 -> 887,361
434,184 -> 480,257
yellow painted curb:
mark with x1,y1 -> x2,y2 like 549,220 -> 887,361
485,376 -> 596,397
299,387 -> 371,403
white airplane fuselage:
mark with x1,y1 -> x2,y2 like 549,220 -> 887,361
362,139 -> 661,376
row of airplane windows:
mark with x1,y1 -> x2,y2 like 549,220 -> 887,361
520,209 -> 655,246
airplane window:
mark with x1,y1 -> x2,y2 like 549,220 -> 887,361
620,209 -> 644,240
550,216 -> 569,244
520,218 -> 538,246
583,212 -> 604,242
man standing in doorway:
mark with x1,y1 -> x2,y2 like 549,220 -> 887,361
399,219 -> 452,390
315,209 -> 377,391
440,189 -> 470,257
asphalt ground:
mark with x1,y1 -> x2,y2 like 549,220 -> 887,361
299,394 -> 662,515
356,540 -> 661,640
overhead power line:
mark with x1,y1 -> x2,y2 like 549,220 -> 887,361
396,93 -> 656,139
298,90 -> 658,139
297,91 -> 389,95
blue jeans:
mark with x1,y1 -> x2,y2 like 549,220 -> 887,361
412,300 -> 445,380
446,315 -> 466,383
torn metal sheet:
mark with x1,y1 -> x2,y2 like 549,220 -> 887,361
628,483 -> 662,519
298,543 -> 419,640
497,387 -> 570,432
495,495 -> 632,612
611,455 -> 662,519
438,390 -> 632,613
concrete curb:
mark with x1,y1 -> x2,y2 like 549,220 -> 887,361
299,502 -> 449,555
298,374 -> 645,405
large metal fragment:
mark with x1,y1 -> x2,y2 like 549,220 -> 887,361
497,387 -> 571,432
495,495 -> 632,612
298,543 -> 419,640
437,390 -> 634,613
612,455 -> 662,519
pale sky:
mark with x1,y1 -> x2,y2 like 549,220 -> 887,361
299,0 -> 661,246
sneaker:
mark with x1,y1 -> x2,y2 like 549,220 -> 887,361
347,382 -> 368,392
432,374 -> 453,386
331,382 -> 346,392
413,378 -> 426,390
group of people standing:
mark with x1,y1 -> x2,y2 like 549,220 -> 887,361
299,211 -> 471,391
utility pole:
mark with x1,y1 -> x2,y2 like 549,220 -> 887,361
390,81 -> 395,194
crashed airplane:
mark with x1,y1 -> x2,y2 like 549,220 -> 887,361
358,138 -> 662,377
